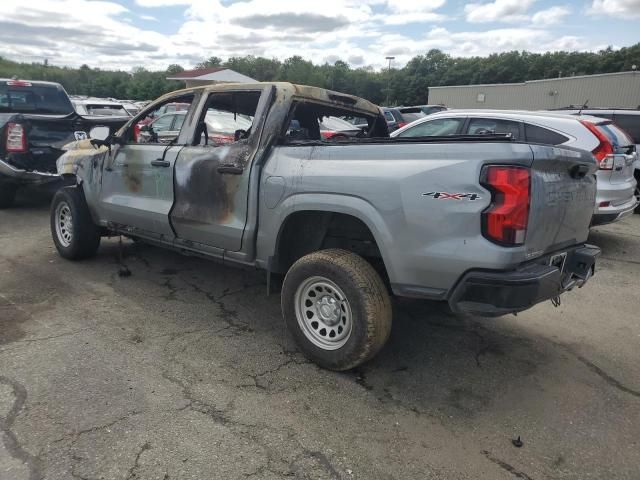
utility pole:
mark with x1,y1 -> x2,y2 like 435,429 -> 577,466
385,56 -> 395,106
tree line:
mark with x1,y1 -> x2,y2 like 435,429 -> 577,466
1,43 -> 638,106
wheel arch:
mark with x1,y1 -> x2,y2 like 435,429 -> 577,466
264,193 -> 396,281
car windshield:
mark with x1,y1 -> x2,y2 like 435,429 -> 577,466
85,104 -> 127,116
0,82 -> 74,114
320,116 -> 357,131
205,109 -> 253,134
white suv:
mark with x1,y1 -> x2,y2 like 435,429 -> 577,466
391,110 -> 638,226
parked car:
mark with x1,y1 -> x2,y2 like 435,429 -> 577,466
383,106 -> 445,132
137,102 -> 191,127
340,115 -> 369,130
71,98 -> 131,117
54,83 -> 599,370
413,104 -> 447,115
392,110 -> 638,226
397,107 -> 427,124
551,107 -> 640,212
319,116 -> 363,139
0,78 -> 127,208
121,102 -> 140,117
290,116 -> 363,140
138,109 -> 253,145
381,107 -> 407,131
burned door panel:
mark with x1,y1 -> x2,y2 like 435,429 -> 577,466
171,142 -> 253,251
100,144 -> 179,239
170,87 -> 273,252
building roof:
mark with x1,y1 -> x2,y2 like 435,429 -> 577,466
429,70 -> 640,90
166,67 -> 256,83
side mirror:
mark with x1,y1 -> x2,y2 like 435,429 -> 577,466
89,125 -> 110,141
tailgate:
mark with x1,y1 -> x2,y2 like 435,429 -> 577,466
525,145 -> 597,258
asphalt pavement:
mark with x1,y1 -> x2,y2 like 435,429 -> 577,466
1,189 -> 639,480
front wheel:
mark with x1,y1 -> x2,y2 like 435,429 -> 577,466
50,187 -> 101,260
281,249 -> 392,371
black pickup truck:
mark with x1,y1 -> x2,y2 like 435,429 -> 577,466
0,78 -> 128,207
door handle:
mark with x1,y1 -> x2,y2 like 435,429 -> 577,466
569,164 -> 589,179
217,164 -> 244,175
151,159 -> 170,167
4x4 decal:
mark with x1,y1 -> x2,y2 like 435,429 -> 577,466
422,192 -> 481,201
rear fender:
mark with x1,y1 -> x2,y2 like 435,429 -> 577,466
259,192 -> 397,280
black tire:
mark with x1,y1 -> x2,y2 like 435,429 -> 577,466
50,187 -> 101,260
281,249 -> 392,371
0,184 -> 17,209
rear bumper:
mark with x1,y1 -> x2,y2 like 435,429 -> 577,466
592,196 -> 638,226
448,244 -> 600,317
594,173 -> 637,215
0,158 -> 60,184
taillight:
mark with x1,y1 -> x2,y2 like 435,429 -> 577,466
209,133 -> 234,144
397,122 -> 408,128
6,123 -> 27,153
480,166 -> 530,246
580,120 -> 614,169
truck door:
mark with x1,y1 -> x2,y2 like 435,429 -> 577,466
171,85 -> 274,251
100,93 -> 197,240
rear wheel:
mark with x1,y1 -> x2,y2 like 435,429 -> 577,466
281,249 -> 392,371
0,184 -> 17,209
50,187 -> 101,260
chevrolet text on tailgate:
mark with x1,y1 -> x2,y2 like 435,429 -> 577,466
51,82 -> 601,370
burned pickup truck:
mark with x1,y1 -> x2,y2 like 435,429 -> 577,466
53,82 -> 600,370
0,78 -> 127,207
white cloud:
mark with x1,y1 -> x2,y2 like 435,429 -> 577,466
464,0 -> 536,23
135,0 -> 192,6
532,6 -> 570,25
369,26 -> 596,65
588,0 -> 640,18
0,0 -> 625,72
385,0 -> 446,13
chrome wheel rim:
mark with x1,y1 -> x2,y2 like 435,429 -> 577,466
294,276 -> 352,350
55,201 -> 73,247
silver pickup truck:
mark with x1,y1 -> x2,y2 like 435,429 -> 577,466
52,82 -> 600,370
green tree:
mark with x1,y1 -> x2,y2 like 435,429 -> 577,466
196,56 -> 222,69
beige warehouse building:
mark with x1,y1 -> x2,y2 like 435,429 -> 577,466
428,71 -> 640,110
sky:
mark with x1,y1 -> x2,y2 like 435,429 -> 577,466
0,0 -> 639,71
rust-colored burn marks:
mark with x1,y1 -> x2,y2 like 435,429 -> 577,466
172,143 -> 250,227
123,164 -> 143,193
57,140 -> 110,180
